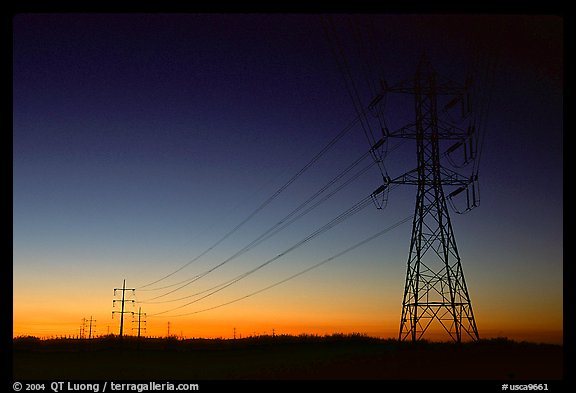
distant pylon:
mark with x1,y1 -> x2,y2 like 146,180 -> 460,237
79,318 -> 86,339
86,316 -> 96,339
377,55 -> 480,342
132,307 -> 147,338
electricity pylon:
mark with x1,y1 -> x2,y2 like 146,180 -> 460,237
377,56 -> 480,342
112,279 -> 135,338
85,316 -> 96,339
132,307 -> 147,338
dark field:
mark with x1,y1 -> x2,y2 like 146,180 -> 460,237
13,335 -> 563,380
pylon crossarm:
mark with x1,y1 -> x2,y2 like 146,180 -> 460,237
439,166 -> 473,186
386,168 -> 419,185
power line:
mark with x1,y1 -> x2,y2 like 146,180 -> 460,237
146,189 -> 383,317
140,149 -> 377,302
141,137 -> 407,304
137,113 -> 362,290
322,15 -> 393,184
322,16 -> 378,150
143,159 -> 375,304
471,55 -> 498,178
151,214 -> 413,318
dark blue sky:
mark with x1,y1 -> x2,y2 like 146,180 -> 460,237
13,13 -> 563,341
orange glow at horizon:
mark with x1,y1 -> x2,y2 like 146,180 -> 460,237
13,254 -> 563,345
13,318 -> 563,345
13,301 -> 564,344
13,268 -> 564,345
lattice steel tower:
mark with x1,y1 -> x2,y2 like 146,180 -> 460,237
377,56 -> 481,342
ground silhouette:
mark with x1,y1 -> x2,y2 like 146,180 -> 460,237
13,333 -> 562,380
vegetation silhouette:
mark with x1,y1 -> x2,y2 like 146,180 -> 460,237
13,333 -> 562,380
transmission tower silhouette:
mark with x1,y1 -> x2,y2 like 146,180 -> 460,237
112,279 -> 135,338
84,316 -> 96,339
379,55 -> 481,342
132,307 -> 147,338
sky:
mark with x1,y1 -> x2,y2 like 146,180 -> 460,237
12,13 -> 563,344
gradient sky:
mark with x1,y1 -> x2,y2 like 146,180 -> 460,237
12,13 -> 563,343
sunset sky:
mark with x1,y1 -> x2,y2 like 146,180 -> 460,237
12,13 -> 563,343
